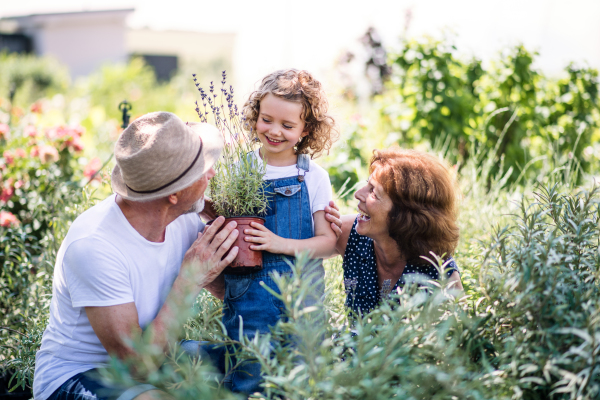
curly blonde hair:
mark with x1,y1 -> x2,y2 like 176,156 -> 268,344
242,69 -> 338,158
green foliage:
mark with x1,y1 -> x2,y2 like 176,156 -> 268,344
478,184 -> 600,398
0,52 -> 69,107
3,46 -> 600,400
194,72 -> 268,218
0,99 -> 107,390
338,37 -> 600,187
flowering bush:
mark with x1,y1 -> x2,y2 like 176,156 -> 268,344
0,98 -> 104,392
0,113 -> 86,237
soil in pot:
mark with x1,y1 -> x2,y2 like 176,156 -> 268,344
207,216 -> 265,274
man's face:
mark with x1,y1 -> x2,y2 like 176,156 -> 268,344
185,197 -> 205,214
183,166 -> 215,214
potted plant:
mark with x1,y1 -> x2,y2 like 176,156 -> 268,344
193,72 -> 268,273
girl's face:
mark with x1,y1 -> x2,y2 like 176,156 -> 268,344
354,173 -> 393,240
255,93 -> 307,164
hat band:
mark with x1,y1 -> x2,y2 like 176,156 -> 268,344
125,139 -> 203,194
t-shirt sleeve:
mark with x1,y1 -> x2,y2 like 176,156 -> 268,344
63,238 -> 134,308
309,165 -> 333,214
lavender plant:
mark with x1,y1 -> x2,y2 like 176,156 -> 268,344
193,72 -> 268,218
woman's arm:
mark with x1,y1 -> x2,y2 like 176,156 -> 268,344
244,210 -> 337,258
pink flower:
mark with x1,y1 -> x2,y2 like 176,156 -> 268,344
3,150 -> 14,165
14,180 -> 23,189
72,126 -> 84,138
24,126 -> 37,138
69,135 -> 84,152
84,157 -> 103,180
30,102 -> 43,114
1,179 -> 14,203
0,211 -> 20,228
38,145 -> 59,163
0,124 -> 9,140
30,146 -> 39,157
14,148 -> 26,158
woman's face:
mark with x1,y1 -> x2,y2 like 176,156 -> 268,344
354,173 -> 394,240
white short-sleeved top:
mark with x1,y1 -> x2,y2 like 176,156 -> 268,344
33,195 -> 203,400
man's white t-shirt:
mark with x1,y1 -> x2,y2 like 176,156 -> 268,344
33,194 -> 204,400
252,150 -> 333,219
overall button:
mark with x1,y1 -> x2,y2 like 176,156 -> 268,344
285,189 -> 291,195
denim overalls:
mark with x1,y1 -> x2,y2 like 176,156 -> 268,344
219,153 -> 323,393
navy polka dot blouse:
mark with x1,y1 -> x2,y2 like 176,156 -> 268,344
342,218 -> 459,315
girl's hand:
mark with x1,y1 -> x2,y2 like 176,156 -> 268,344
244,222 -> 286,253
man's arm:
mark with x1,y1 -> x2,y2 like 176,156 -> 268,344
85,217 -> 238,360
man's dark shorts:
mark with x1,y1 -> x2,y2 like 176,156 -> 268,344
47,369 -> 156,400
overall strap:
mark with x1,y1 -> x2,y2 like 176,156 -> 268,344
297,154 -> 310,171
296,153 -> 310,182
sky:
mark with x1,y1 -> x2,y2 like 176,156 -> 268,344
2,0 -> 599,94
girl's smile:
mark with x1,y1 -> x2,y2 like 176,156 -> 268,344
255,93 -> 307,166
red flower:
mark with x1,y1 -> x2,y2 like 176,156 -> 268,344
0,211 -> 20,228
84,157 -> 103,180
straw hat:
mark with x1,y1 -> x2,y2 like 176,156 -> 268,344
111,111 -> 223,201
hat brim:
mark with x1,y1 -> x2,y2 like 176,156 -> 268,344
111,122 -> 223,201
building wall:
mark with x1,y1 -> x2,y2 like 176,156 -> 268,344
10,10 -> 132,78
127,29 -> 235,67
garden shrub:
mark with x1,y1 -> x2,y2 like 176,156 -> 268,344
329,36 -> 600,190
95,180 -> 600,399
0,52 -> 69,109
0,100 -> 103,390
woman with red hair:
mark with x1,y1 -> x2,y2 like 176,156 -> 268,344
328,147 -> 463,315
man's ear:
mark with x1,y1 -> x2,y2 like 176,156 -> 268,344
168,192 -> 179,205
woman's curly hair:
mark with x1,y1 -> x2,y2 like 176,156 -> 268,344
242,69 -> 338,158
369,147 -> 460,262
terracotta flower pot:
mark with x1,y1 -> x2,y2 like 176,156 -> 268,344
207,216 -> 265,274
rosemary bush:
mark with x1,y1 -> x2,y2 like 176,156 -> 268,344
193,72 -> 268,218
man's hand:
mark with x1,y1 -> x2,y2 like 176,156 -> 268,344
180,216 -> 239,287
324,200 -> 342,238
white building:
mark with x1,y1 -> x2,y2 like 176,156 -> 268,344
0,9 -> 235,80
1,9 -> 133,78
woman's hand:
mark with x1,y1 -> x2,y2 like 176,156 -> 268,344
324,200 -> 342,238
244,222 -> 286,253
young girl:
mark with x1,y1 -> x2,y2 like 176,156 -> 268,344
221,69 -> 339,393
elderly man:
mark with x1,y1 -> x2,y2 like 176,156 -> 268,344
33,112 -> 237,400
